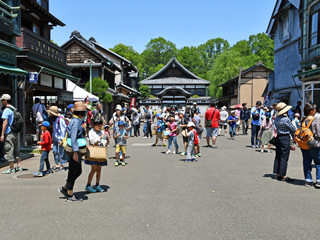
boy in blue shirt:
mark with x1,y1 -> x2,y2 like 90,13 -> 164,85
113,121 -> 129,166
228,111 -> 237,140
152,114 -> 166,147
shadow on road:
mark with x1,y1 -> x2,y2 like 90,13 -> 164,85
263,174 -> 306,186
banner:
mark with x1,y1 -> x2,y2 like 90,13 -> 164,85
130,97 -> 136,109
26,72 -> 38,82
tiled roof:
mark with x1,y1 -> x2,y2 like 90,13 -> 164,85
156,85 -> 192,96
140,77 -> 210,85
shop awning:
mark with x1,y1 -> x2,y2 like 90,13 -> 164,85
66,80 -> 99,102
0,64 -> 27,77
293,67 -> 320,79
31,63 -> 79,82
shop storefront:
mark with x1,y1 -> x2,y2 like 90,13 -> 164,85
302,81 -> 320,107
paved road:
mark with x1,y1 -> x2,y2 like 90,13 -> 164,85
1,133 -> 319,239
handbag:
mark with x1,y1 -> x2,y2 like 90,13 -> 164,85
269,137 -> 276,145
152,128 -> 157,136
85,145 -> 107,162
205,109 -> 216,128
66,138 -> 87,157
181,129 -> 188,137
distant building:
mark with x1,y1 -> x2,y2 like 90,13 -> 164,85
266,0 -> 302,106
139,57 -> 211,112
217,62 -> 272,109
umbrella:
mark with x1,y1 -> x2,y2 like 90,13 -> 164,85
235,104 -> 243,109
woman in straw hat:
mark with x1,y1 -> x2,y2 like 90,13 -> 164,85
273,102 -> 296,182
58,101 -> 87,202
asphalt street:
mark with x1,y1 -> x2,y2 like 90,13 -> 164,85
1,132 -> 320,240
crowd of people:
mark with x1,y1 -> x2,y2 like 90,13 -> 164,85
2,91 -> 320,202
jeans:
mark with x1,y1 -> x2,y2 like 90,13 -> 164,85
242,120 -> 249,134
301,148 -> 320,183
146,121 -> 152,137
129,126 -> 133,136
168,136 -> 179,150
143,122 -> 147,135
39,150 -> 50,172
229,126 -> 236,137
273,134 -> 291,176
65,157 -> 82,190
133,124 -> 140,136
251,124 -> 260,146
52,141 -> 67,166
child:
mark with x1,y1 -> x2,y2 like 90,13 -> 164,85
113,121 -> 129,166
152,114 -> 166,147
85,118 -> 107,193
260,112 -> 273,153
292,113 -> 300,129
103,125 -> 111,147
185,122 -> 198,163
228,111 -> 237,140
166,115 -> 179,154
34,121 -> 52,177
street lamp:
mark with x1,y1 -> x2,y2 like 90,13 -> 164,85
84,59 -> 95,98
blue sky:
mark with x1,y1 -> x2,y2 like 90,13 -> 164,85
50,0 -> 276,53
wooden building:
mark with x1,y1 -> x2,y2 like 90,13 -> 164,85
217,62 -> 272,108
139,57 -> 211,112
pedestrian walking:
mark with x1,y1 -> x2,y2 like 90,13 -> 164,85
179,112 -> 190,156
92,102 -> 106,125
273,102 -> 296,182
240,103 -> 250,135
251,101 -> 264,148
192,111 -> 202,157
205,101 -> 221,148
228,111 -> 237,140
32,97 -> 47,141
144,105 -> 153,138
34,121 -> 52,177
114,121 -> 129,166
219,106 -> 228,136
0,106 -> 5,162
48,106 -> 68,172
166,115 -> 179,154
235,107 -> 241,136
58,101 -> 87,202
185,122 -> 197,163
103,125 -> 110,147
152,114 -> 166,147
85,118 -> 108,193
299,103 -> 320,187
292,113 -> 300,129
131,108 -> 140,137
260,112 -> 273,153
1,94 -> 22,174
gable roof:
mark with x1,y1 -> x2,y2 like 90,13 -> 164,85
60,30 -> 121,72
266,0 -> 300,36
218,62 -> 273,88
156,85 -> 192,97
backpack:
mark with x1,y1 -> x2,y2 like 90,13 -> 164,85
294,117 -> 315,150
6,106 -> 23,133
192,129 -> 199,145
145,112 -> 151,119
252,109 -> 260,121
57,115 -> 69,126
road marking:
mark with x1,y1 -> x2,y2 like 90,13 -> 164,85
132,143 -> 153,146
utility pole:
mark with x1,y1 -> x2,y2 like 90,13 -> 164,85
237,66 -> 243,105
84,59 -> 95,105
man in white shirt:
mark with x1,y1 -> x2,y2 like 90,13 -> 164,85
32,98 -> 47,141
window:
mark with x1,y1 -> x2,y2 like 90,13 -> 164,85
282,14 -> 289,39
152,89 -> 161,95
92,68 -> 99,78
196,88 -> 205,96
33,23 -> 40,35
310,4 -> 320,46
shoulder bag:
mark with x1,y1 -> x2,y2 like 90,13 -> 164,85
205,109 -> 216,128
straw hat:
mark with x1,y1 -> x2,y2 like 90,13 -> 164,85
86,105 -> 92,110
276,102 -> 292,116
47,106 -> 60,117
74,101 -> 87,111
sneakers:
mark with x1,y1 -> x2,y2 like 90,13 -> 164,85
66,195 -> 83,203
115,161 -> 119,166
2,168 -> 15,174
314,182 -> 320,188
162,143 -> 167,147
47,169 -> 54,174
191,158 -> 196,162
195,153 -> 201,157
232,137 -> 235,140
305,181 -> 314,187
59,166 -> 65,171
172,150 -> 176,154
152,143 -> 157,146
180,151 -> 186,156
33,171 -> 43,177
261,150 -> 264,153
95,185 -> 104,192
175,150 -> 179,154
58,187 -> 69,198
121,161 -> 126,166
143,136 -> 148,139
267,150 -> 271,153
166,149 -> 172,154
52,166 -> 58,171
85,185 -> 97,193
15,166 -> 23,172
252,145 -> 256,148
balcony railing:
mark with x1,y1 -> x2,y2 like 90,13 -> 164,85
16,27 -> 67,65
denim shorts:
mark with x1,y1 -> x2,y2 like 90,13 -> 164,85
206,127 -> 218,138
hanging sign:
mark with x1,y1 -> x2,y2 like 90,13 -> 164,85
130,97 -> 136,109
26,72 -> 38,82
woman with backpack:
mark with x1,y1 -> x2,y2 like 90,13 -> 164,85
299,103 -> 320,187
273,102 -> 296,182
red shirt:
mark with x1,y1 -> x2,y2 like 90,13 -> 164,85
40,131 -> 52,151
87,111 -> 92,124
205,107 -> 221,128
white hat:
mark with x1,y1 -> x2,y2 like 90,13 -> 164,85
222,106 -> 227,110
116,105 -> 122,111
193,102 -> 197,105
58,108 -> 62,113
0,94 -> 11,100
231,110 -> 235,114
187,122 -> 195,127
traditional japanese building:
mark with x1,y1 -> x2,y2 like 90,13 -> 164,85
139,56 -> 211,112
217,62 -> 272,108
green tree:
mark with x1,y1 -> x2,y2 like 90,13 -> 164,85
85,77 -> 112,103
109,43 -> 141,67
139,84 -> 151,99
141,37 -> 178,78
177,46 -> 205,78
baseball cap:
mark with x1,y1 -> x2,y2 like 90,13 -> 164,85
118,121 -> 125,126
187,122 -> 195,127
116,105 -> 122,111
104,125 -> 109,128
0,94 -> 11,101
67,104 -> 74,109
41,121 -> 50,127
193,102 -> 197,105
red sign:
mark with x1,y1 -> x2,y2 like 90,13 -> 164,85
130,97 -> 136,109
